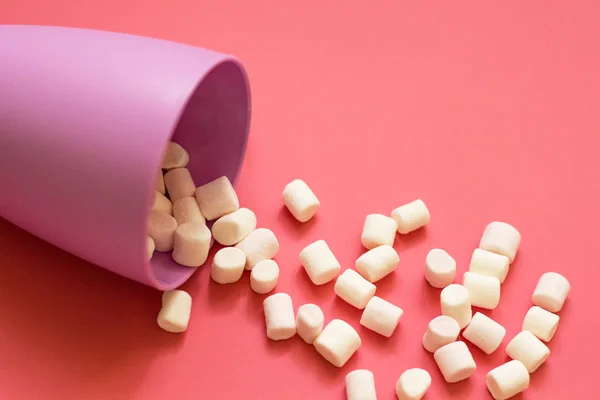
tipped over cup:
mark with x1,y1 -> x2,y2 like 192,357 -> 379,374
0,25 -> 251,290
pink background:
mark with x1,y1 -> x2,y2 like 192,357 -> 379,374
1,1 -> 599,399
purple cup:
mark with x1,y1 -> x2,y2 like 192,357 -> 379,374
0,25 -> 251,290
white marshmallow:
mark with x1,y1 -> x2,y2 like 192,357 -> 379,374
161,141 -> 189,170
422,315 -> 461,353
531,272 -> 570,312
479,221 -> 521,263
299,240 -> 341,285
164,167 -> 196,202
505,331 -> 550,373
172,222 -> 211,267
235,228 -> 280,270
487,360 -> 530,400
360,296 -> 403,337
522,306 -> 560,342
250,259 -> 280,294
433,341 -> 477,383
355,245 -> 399,283
469,248 -> 510,283
462,312 -> 506,354
282,179 -> 320,222
395,368 -> 431,400
361,214 -> 397,249
440,284 -> 472,329
391,199 -> 430,234
296,304 -> 324,344
314,319 -> 361,367
147,211 -> 178,252
211,247 -> 246,284
195,176 -> 240,220
157,290 -> 192,333
172,196 -> 206,225
146,236 -> 155,261
152,190 -> 173,214
462,272 -> 501,310
334,269 -> 377,309
263,293 -> 296,341
425,248 -> 456,288
345,370 -> 377,400
212,208 -> 257,245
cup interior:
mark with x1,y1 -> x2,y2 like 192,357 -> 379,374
149,59 -> 250,289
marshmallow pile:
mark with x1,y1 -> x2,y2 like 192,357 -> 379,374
152,141 -> 279,332
151,141 -> 571,400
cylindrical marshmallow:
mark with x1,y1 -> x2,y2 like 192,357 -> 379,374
522,306 -> 560,342
314,319 -> 361,367
195,176 -> 240,220
212,207 -> 257,245
161,141 -> 189,170
505,331 -> 550,373
422,315 -> 461,353
146,236 -> 155,261
152,190 -> 173,214
250,259 -> 280,294
235,228 -> 280,270
462,312 -> 506,354
440,284 -> 472,329
355,245 -> 399,283
462,272 -> 501,310
263,293 -> 296,341
479,221 -> 521,263
531,272 -> 570,312
172,196 -> 206,225
299,240 -> 341,285
334,269 -> 377,309
172,222 -> 211,267
157,290 -> 192,333
391,199 -> 430,234
282,179 -> 320,222
346,370 -> 377,400
296,304 -> 324,344
360,296 -> 403,337
164,167 -> 196,202
486,360 -> 530,400
395,368 -> 431,400
469,248 -> 510,283
361,214 -> 397,249
156,171 -> 166,194
433,341 -> 477,383
425,248 -> 456,288
211,247 -> 246,284
147,211 -> 178,252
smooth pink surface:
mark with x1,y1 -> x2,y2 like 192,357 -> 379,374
0,26 -> 250,289
1,1 -> 599,399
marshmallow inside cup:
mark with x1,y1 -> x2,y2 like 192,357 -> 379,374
143,60 -> 250,290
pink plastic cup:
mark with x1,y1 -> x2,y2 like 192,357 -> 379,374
0,25 -> 251,290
